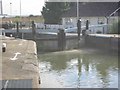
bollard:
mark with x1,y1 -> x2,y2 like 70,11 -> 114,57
32,21 -> 36,40
82,29 -> 86,36
58,29 -> 66,51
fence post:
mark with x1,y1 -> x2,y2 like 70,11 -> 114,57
32,21 -> 36,40
58,29 -> 66,51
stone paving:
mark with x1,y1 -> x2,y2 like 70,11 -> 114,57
1,36 -> 40,88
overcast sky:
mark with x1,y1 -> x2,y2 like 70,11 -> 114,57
2,0 -> 119,16
2,0 -> 45,16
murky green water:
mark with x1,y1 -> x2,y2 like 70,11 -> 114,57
38,50 -> 118,88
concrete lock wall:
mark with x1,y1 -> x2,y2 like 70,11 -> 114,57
4,31 -> 119,52
36,38 -> 58,52
3,31 -> 79,51
66,37 -> 78,49
36,37 -> 78,52
85,35 -> 119,51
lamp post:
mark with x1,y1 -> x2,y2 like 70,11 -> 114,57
0,0 -> 3,15
77,0 -> 79,20
77,0 -> 81,48
20,0 -> 21,18
9,2 -> 12,24
10,2 -> 12,16
20,0 -> 22,28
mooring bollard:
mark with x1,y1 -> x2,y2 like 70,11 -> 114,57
58,29 -> 66,51
32,21 -> 36,40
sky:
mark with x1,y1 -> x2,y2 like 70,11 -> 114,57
2,0 -> 119,16
2,0 -> 45,16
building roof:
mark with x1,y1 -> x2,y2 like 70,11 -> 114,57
62,2 -> 119,17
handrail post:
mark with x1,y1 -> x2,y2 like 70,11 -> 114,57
16,22 -> 19,38
32,21 -> 36,40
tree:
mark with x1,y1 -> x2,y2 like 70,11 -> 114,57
29,14 -> 34,17
15,16 -> 20,18
41,2 -> 70,24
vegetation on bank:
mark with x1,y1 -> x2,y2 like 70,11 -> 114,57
2,15 -> 44,23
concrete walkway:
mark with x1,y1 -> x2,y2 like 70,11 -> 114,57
1,36 -> 40,88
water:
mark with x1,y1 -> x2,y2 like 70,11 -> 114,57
38,49 -> 118,88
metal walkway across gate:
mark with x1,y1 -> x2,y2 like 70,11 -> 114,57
1,79 -> 32,89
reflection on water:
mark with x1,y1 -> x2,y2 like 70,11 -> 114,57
38,50 -> 118,88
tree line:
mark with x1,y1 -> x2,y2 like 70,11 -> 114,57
41,2 -> 72,24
